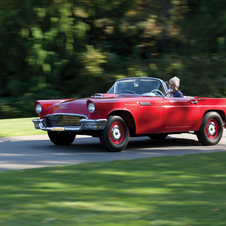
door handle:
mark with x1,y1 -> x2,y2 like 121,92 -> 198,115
190,100 -> 198,104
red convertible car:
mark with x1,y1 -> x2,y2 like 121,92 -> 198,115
32,77 -> 225,152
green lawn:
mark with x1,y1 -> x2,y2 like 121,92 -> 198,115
0,117 -> 43,137
1,118 -> 226,225
0,152 -> 226,226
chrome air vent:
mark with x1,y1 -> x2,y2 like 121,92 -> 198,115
91,93 -> 103,98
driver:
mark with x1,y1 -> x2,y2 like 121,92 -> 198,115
169,76 -> 183,98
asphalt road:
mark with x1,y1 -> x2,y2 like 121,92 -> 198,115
0,132 -> 226,171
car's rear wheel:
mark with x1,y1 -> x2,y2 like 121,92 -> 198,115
48,131 -> 76,145
99,116 -> 130,152
196,112 -> 223,145
149,133 -> 168,140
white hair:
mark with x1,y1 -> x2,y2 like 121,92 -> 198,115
170,76 -> 180,87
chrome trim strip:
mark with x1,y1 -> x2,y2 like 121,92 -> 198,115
139,102 -> 152,106
43,113 -> 88,119
80,119 -> 107,130
32,117 -> 107,132
39,122 -> 80,131
32,119 -> 43,129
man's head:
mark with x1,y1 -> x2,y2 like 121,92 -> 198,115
169,76 -> 180,92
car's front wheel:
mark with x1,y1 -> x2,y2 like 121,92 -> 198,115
196,112 -> 223,145
99,116 -> 130,152
48,131 -> 76,145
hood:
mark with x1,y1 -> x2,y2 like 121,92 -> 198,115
46,93 -> 138,116
52,98 -> 89,115
53,94 -> 117,112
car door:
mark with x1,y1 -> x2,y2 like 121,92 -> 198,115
163,97 -> 201,132
133,96 -> 164,134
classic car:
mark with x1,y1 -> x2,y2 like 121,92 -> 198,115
32,77 -> 225,152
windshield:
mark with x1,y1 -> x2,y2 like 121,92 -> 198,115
107,78 -> 166,96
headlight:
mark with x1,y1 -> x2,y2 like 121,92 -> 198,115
88,102 -> 95,113
35,103 -> 42,114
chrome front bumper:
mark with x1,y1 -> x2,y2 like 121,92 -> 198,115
32,118 -> 107,132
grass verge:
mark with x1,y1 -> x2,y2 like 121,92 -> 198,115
0,152 -> 226,226
0,117 -> 43,137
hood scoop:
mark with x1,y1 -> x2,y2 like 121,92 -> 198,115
91,93 -> 104,98
91,93 -> 118,98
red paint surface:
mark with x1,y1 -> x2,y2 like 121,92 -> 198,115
35,94 -> 226,135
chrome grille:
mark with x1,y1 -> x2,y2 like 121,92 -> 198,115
43,115 -> 86,127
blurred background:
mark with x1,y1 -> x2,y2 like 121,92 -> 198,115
1,0 -> 226,119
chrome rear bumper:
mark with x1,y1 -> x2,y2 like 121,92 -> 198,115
32,118 -> 107,132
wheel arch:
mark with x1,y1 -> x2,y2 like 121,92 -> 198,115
203,110 -> 225,125
108,110 -> 136,136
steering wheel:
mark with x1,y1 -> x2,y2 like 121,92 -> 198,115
150,89 -> 164,97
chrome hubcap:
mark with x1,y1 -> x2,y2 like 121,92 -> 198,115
207,122 -> 216,136
111,125 -> 121,140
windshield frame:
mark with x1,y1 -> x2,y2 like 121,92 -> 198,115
107,77 -> 168,97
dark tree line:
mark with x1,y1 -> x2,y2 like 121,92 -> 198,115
1,0 -> 226,118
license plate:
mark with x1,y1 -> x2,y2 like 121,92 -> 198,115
51,127 -> 65,131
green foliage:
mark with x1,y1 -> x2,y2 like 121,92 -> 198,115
150,55 -> 226,97
1,0 -> 226,118
0,89 -> 62,119
178,0 -> 226,54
